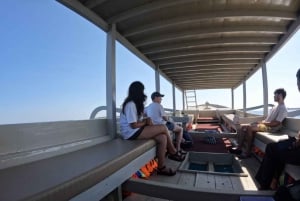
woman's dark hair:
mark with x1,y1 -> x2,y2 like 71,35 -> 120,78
274,88 -> 286,99
122,81 -> 147,117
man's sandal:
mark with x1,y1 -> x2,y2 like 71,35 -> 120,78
168,152 -> 185,162
157,166 -> 176,176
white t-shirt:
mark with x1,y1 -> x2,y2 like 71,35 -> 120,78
145,102 -> 166,125
119,101 -> 140,139
265,103 -> 288,123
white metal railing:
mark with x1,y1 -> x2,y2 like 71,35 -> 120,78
90,106 -> 180,119
90,105 -> 300,119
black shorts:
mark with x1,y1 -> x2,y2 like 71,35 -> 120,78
166,121 -> 175,131
128,126 -> 145,140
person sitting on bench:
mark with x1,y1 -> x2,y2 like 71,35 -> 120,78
145,91 -> 187,155
120,81 -> 184,176
255,69 -> 300,190
230,88 -> 288,158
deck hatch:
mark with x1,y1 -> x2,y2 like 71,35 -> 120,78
178,151 -> 247,177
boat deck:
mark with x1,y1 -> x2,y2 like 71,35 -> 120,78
123,155 -> 274,201
122,121 -> 275,201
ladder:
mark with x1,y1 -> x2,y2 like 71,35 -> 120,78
185,90 -> 198,110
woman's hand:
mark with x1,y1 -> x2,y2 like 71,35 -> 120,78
143,117 -> 153,126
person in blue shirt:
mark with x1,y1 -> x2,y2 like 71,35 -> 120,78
119,81 -> 184,176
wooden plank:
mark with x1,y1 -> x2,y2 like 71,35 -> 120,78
195,173 -> 215,189
230,174 -> 257,191
215,175 -> 233,190
229,158 -> 259,191
123,178 -> 274,201
177,172 -> 196,186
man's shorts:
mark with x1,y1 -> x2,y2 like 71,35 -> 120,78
166,121 -> 175,131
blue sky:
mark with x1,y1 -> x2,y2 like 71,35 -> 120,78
1,1 -> 299,124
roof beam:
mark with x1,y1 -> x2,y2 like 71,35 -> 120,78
134,26 -> 285,47
84,0 -> 108,9
163,68 -> 252,74
156,54 -> 264,66
107,0 -> 195,23
149,46 -> 270,61
180,84 -> 234,89
169,72 -> 249,78
124,10 -> 295,37
160,59 -> 259,70
140,37 -> 277,54
177,80 -> 240,85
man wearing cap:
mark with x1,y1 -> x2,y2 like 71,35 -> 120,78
145,92 -> 186,155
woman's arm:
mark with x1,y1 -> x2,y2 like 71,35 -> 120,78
130,119 -> 147,129
130,117 -> 153,128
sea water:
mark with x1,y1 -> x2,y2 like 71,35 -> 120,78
248,108 -> 300,119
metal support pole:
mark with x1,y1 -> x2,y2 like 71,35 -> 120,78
231,88 -> 234,109
262,62 -> 269,116
172,83 -> 176,116
106,24 -> 117,138
155,66 -> 160,92
243,81 -> 247,117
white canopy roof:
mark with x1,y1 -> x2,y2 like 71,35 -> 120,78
59,0 -> 300,90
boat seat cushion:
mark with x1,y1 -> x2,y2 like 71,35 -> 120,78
255,131 -> 289,144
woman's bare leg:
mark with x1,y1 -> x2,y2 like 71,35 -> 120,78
173,125 -> 183,151
153,134 -> 167,168
245,125 -> 259,154
138,125 -> 177,154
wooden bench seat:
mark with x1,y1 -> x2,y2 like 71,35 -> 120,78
254,124 -> 298,153
221,113 -> 264,133
0,138 -> 156,201
251,119 -> 300,181
0,119 -> 157,201
254,131 -> 289,151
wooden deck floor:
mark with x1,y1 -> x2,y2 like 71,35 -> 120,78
123,154 -> 274,201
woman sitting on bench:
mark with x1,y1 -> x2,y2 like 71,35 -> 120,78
120,81 -> 184,176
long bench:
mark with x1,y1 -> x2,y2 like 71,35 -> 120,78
0,119 -> 156,201
220,112 -> 264,133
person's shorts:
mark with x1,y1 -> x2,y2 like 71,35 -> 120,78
128,126 -> 145,140
166,121 -> 175,131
